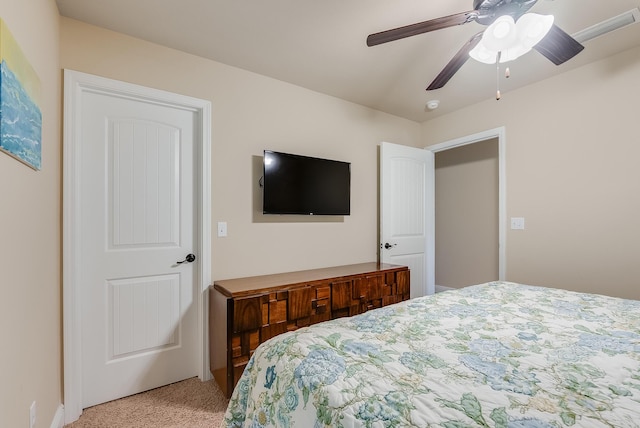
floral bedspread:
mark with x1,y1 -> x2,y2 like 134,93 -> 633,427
223,281 -> 640,427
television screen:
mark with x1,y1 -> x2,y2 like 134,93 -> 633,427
262,150 -> 351,215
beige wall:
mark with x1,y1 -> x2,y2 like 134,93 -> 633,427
2,4 -> 638,425
0,0 -> 61,427
59,17 -> 421,279
435,138 -> 499,288
423,45 -> 640,300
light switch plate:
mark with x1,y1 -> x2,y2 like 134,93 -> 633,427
217,221 -> 228,237
510,217 -> 525,230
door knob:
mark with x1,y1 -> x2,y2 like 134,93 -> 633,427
177,253 -> 196,264
384,243 -> 396,250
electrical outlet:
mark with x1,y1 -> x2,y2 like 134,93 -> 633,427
30,401 -> 36,428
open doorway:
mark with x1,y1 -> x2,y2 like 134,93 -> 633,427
426,127 -> 506,292
435,138 -> 499,290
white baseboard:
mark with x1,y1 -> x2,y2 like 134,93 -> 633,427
435,285 -> 454,293
50,404 -> 65,428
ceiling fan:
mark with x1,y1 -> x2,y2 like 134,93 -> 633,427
367,0 -> 585,91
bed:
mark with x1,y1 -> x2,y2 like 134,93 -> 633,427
222,281 -> 640,427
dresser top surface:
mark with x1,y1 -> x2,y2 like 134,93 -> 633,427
213,262 -> 408,298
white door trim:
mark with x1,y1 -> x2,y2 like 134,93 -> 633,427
425,126 -> 506,281
62,69 -> 212,424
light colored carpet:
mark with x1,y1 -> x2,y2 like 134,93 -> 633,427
64,378 -> 229,428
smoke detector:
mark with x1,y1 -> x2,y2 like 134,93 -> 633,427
426,100 -> 440,110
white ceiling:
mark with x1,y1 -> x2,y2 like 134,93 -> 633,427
56,0 -> 640,122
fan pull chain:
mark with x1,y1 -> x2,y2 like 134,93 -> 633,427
496,52 -> 502,100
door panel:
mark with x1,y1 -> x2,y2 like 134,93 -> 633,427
380,142 -> 434,297
109,119 -> 179,248
108,275 -> 180,359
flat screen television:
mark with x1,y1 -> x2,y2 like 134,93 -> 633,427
262,150 -> 351,215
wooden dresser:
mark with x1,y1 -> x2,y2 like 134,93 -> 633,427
209,262 -> 410,397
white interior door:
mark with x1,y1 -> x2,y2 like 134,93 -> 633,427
64,70 -> 212,423
80,91 -> 199,408
380,142 -> 434,297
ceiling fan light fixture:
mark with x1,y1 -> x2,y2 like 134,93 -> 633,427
499,43 -> 532,63
469,40 -> 498,64
469,12 -> 553,65
482,15 -> 518,51
517,13 -> 554,48
469,37 -> 530,64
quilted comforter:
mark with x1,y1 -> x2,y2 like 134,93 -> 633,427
223,281 -> 640,427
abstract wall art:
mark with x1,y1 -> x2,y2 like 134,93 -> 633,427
0,18 -> 42,170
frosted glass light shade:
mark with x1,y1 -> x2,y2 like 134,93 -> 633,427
517,13 -> 554,48
469,40 -> 498,64
469,40 -> 532,64
482,15 -> 518,51
499,44 -> 531,62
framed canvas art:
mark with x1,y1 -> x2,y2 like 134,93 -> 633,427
0,18 -> 42,170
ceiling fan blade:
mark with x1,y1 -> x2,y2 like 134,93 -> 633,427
367,11 -> 477,47
426,32 -> 483,91
534,24 -> 584,65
